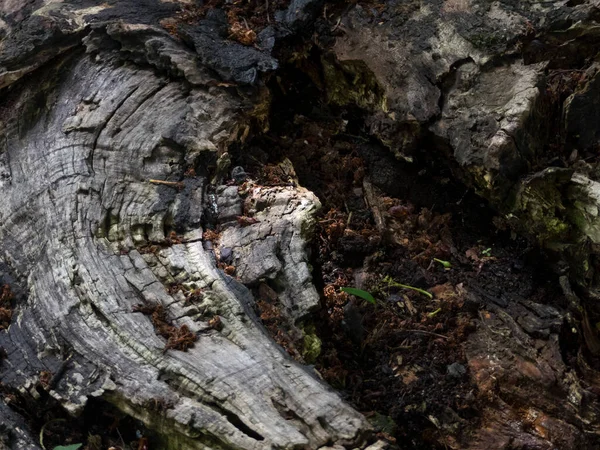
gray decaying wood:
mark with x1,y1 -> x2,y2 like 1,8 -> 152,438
0,2 -> 376,448
218,183 -> 322,321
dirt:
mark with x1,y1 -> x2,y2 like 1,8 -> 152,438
163,0 -> 293,45
0,382 -> 151,450
228,47 -> 572,449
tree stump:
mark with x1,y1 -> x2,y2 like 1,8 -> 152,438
0,1 -> 375,448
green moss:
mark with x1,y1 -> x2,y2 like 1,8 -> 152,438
511,168 -> 573,245
467,32 -> 505,51
247,86 -> 272,133
368,412 -> 398,436
301,324 -> 322,364
320,55 -> 387,111
568,204 -> 587,228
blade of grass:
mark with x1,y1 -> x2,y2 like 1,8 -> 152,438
393,283 -> 433,299
340,287 -> 376,304
40,419 -> 66,450
54,445 -> 83,450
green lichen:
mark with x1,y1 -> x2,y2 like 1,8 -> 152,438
95,213 -> 121,240
299,210 -> 320,240
105,392 -> 232,450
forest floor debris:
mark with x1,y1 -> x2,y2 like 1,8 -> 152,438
233,104 -> 565,449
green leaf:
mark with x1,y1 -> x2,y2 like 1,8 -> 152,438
433,258 -> 452,269
481,247 -> 492,257
340,287 -> 376,304
53,444 -> 83,450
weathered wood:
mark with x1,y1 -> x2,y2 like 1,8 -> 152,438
0,1 -> 375,448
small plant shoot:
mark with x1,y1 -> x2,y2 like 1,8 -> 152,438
433,258 -> 452,269
383,276 -> 433,299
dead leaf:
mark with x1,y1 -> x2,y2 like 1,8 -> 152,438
465,247 -> 479,261
429,283 -> 455,300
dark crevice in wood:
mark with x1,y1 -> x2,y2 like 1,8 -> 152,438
207,401 -> 265,442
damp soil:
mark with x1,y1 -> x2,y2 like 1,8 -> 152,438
229,52 -> 572,449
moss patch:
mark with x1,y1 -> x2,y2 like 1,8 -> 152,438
301,324 -> 322,364
321,55 -> 387,112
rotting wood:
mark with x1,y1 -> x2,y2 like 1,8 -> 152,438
0,2 -> 375,448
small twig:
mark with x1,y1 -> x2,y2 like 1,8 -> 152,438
549,69 -> 586,74
266,0 -> 270,23
455,189 -> 469,206
335,132 -> 370,143
116,427 -> 126,450
149,179 -> 184,189
331,17 -> 342,32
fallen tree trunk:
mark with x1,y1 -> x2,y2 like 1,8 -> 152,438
0,2 -> 376,448
327,0 -> 600,284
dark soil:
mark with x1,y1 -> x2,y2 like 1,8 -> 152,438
230,49 -> 570,449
